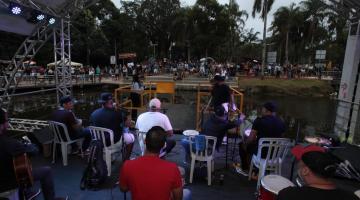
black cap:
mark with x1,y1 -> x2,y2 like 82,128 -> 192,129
60,96 -> 72,105
214,105 -> 225,117
302,151 -> 339,178
98,93 -> 113,104
213,75 -> 225,82
263,101 -> 277,112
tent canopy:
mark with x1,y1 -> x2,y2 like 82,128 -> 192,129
47,60 -> 83,67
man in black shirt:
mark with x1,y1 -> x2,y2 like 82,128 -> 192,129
211,75 -> 233,109
277,145 -> 359,200
0,109 -> 66,200
50,96 -> 90,150
238,102 -> 286,172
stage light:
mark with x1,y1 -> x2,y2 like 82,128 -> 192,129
9,3 -> 22,15
48,17 -> 56,25
36,14 -> 45,21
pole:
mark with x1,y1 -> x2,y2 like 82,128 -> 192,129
261,0 -> 268,79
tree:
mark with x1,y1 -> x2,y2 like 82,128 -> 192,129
270,3 -> 301,65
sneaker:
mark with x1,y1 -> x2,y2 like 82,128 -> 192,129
25,189 -> 41,200
235,167 -> 249,177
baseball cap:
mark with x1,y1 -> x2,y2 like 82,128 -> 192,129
292,145 -> 338,178
98,93 -> 113,104
149,98 -> 161,109
60,96 -> 73,105
213,74 -> 225,82
263,101 -> 277,112
291,145 -> 325,160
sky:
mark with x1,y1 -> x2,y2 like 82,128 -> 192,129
111,0 -> 302,36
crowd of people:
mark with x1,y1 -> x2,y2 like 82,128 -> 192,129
0,73 -> 358,200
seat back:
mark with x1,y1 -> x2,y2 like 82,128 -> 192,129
88,126 -> 114,148
48,121 -> 71,142
189,135 -> 217,158
256,138 -> 291,163
137,131 -> 147,155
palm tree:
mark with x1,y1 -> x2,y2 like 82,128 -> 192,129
270,3 -> 301,65
227,0 -> 248,61
252,0 -> 275,77
300,0 -> 327,64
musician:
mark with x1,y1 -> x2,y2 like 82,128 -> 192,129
50,96 -> 91,151
238,102 -> 286,174
210,74 -> 235,111
181,105 -> 244,161
90,92 -> 130,148
0,109 -> 66,200
277,145 -> 359,200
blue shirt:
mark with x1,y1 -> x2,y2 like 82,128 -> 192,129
89,107 -> 124,143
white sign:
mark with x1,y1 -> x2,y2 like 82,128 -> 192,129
110,56 -> 116,64
315,50 -> 326,60
267,51 -> 277,63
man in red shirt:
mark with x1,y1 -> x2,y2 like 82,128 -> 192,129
119,126 -> 183,200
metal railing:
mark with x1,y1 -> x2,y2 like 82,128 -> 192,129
8,118 -> 48,133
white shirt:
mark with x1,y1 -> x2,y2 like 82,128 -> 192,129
135,111 -> 173,133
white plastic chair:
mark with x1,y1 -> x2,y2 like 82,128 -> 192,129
137,131 -> 147,156
189,135 -> 217,186
248,137 -> 292,188
0,189 -> 19,200
88,126 -> 123,176
49,121 -> 84,166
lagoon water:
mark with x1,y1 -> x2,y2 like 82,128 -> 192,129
9,85 -> 338,141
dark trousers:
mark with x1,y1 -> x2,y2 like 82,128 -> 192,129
32,166 -> 55,200
238,142 -> 257,171
164,137 -> 176,154
71,128 -> 91,150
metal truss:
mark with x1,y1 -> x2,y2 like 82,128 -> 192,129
0,21 -> 54,108
0,0 -> 99,108
8,118 -> 48,132
53,16 -> 72,105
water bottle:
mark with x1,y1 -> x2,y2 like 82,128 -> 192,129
219,174 -> 224,185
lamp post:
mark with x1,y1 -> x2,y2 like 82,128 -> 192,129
261,0 -> 268,79
150,41 -> 158,58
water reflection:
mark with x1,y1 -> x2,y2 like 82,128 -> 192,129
9,86 -> 337,141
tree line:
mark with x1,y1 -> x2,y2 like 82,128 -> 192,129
0,0 -> 351,68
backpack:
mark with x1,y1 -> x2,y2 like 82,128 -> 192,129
80,140 -> 108,190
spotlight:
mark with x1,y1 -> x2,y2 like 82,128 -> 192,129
48,17 -> 56,25
36,14 -> 45,21
9,3 -> 22,15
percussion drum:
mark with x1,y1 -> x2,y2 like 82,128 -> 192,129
258,175 -> 295,200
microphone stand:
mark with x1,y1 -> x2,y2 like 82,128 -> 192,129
290,121 -> 301,180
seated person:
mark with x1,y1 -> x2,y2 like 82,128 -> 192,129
89,93 -> 134,150
0,109 -> 66,200
122,114 -> 136,160
50,96 -> 90,151
181,105 -> 244,161
238,101 -> 285,173
135,98 -> 175,157
277,145 -> 359,200
119,126 -> 190,200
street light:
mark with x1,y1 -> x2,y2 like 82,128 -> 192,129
150,41 -> 158,58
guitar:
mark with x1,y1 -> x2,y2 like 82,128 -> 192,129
13,153 -> 34,188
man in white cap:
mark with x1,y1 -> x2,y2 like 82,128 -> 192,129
135,98 -> 176,157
